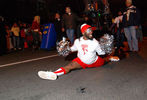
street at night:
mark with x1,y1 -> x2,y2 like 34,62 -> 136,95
0,38 -> 147,100
0,0 -> 147,100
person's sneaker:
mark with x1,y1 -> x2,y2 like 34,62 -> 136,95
38,71 -> 57,80
109,56 -> 120,61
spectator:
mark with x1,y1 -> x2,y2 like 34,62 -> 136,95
26,24 -> 33,48
62,6 -> 81,44
6,25 -> 13,51
31,16 -> 42,50
110,11 -> 125,51
54,12 -> 64,42
11,22 -> 20,50
135,8 -> 143,51
20,23 -> 27,50
0,16 -> 7,55
122,0 -> 141,52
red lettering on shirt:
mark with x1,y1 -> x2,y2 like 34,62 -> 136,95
81,44 -> 88,55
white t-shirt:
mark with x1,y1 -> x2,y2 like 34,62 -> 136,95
70,37 -> 105,64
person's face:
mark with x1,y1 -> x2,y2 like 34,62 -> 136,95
118,11 -> 122,16
65,7 -> 71,13
84,17 -> 89,21
83,28 -> 93,40
125,2 -> 131,7
13,23 -> 17,27
23,23 -> 26,27
55,13 -> 60,19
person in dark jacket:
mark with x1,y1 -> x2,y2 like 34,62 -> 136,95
122,0 -> 141,52
0,16 -> 7,55
62,6 -> 81,44
54,13 -> 66,42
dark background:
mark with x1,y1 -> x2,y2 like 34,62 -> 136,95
0,0 -> 85,23
0,0 -> 146,25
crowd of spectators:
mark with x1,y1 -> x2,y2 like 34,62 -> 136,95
0,0 -> 144,57
0,16 -> 44,56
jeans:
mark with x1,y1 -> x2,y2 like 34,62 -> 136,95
66,29 -> 74,44
124,26 -> 138,51
13,36 -> 20,49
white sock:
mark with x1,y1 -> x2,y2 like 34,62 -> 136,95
54,67 -> 66,76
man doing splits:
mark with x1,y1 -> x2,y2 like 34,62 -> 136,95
38,23 -> 119,80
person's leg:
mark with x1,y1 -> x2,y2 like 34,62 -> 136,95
130,26 -> 138,51
16,36 -> 20,49
138,25 -> 143,51
124,27 -> 133,51
115,29 -> 121,50
13,36 -> 16,50
38,61 -> 82,80
32,32 -> 37,50
54,61 -> 82,76
21,38 -> 25,50
15,37 -> 18,49
66,29 -> 70,41
37,54 -> 120,81
66,29 -> 74,44
139,25 -> 143,42
35,32 -> 39,49
69,29 -> 74,44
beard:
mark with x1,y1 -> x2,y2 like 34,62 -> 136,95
84,33 -> 93,40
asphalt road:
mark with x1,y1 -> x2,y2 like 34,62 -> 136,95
0,39 -> 147,100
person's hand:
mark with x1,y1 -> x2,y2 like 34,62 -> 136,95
58,47 -> 63,52
135,26 -> 138,29
62,28 -> 65,32
39,32 -> 42,35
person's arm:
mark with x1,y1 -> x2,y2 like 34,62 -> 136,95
57,38 -> 78,56
109,23 -> 116,31
135,8 -> 141,28
18,27 -> 20,33
109,17 -> 117,31
61,15 -> 65,32
95,41 -> 105,55
11,27 -> 13,32
70,39 -> 78,52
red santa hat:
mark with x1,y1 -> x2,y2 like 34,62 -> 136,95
80,23 -> 92,33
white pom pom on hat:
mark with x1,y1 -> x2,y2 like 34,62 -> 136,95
80,23 -> 92,33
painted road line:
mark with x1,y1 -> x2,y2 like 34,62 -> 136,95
0,54 -> 58,68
